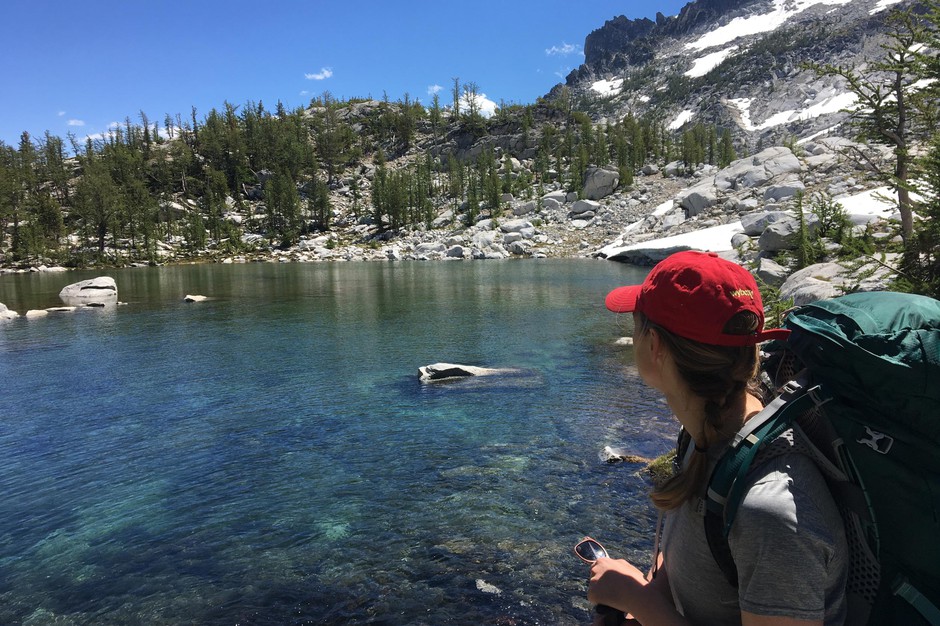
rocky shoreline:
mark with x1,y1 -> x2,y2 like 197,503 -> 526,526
1,138 -> 904,317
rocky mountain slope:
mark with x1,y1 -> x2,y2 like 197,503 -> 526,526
1,0 -> 922,311
563,0 -> 915,150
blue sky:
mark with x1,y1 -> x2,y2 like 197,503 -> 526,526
0,0 -> 688,147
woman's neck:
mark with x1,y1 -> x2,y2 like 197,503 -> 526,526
666,390 -> 764,447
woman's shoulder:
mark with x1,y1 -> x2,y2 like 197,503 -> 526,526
738,441 -> 841,531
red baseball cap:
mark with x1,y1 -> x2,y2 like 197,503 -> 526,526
605,251 -> 790,346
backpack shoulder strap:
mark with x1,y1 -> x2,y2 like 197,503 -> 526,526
704,376 -> 831,587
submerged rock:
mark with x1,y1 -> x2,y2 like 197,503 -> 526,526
418,362 -> 518,382
602,446 -> 652,464
475,579 -> 502,595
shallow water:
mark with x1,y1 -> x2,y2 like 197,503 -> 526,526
0,260 -> 676,625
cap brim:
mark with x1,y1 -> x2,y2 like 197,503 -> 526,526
605,285 -> 641,313
755,328 -> 791,342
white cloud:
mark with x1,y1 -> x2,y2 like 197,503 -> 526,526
427,84 -> 443,95
546,42 -> 580,56
67,119 -> 85,127
57,111 -> 66,116
305,67 -> 333,80
459,92 -> 497,118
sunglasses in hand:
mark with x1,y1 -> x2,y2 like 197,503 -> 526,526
574,537 -> 626,625
574,536 -> 609,563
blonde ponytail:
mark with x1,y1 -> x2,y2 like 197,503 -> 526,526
635,311 -> 761,511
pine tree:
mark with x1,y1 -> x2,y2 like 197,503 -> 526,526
900,122 -> 940,296
463,81 -> 485,135
804,6 -> 932,242
718,129 -> 737,168
430,92 -> 442,137
372,150 -> 388,229
451,77 -> 461,122
73,155 -> 119,256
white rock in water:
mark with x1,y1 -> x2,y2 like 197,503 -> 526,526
0,302 -> 18,321
184,295 -> 209,302
475,579 -> 502,595
418,362 -> 516,382
59,277 -> 117,306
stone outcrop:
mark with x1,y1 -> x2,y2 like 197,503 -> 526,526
582,167 -> 620,200
58,277 -> 117,306
778,257 -> 898,305
0,302 -> 18,321
418,363 -> 519,382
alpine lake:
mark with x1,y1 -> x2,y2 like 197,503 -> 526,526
0,259 -> 677,625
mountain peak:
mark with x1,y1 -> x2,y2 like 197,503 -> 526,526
564,0 -> 913,149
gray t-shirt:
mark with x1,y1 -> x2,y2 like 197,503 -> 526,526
661,448 -> 848,625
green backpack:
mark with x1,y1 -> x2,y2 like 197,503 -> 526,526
704,291 -> 940,625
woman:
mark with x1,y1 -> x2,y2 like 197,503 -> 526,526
590,250 -> 847,626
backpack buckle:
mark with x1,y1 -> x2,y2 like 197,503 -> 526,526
806,384 -> 832,408
858,426 -> 894,454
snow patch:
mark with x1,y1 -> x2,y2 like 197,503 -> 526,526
835,185 -> 898,220
870,0 -> 904,14
727,90 -> 856,131
686,46 -> 739,78
652,199 -> 675,217
668,109 -> 695,130
686,0 -> 854,51
610,221 -> 746,254
591,77 -> 624,96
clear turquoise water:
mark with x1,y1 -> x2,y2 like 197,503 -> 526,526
0,260 -> 676,625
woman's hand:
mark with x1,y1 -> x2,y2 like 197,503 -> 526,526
588,557 -> 649,614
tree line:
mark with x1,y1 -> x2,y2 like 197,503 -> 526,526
0,84 -> 735,268
0,3 -> 937,296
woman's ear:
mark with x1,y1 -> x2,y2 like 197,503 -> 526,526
647,328 -> 668,364
647,327 -> 661,354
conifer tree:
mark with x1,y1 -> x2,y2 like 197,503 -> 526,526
9,132 -> 40,259
0,145 -> 15,255
265,168 -> 300,245
41,131 -> 71,205
372,149 -> 388,229
73,155 -> 119,256
900,132 -> 940,296
718,129 -> 737,168
430,92 -> 442,137
463,82 -> 485,135
804,7 -> 931,241
451,77 -> 461,122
